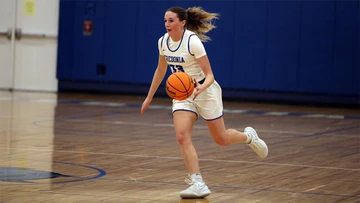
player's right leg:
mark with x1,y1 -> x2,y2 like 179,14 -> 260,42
172,107 -> 211,198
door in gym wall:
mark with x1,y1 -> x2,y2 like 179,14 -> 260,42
0,0 -> 59,91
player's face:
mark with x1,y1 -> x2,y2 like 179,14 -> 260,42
164,11 -> 185,35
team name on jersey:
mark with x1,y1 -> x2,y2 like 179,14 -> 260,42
165,55 -> 185,63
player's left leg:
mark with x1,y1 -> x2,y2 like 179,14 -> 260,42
206,117 -> 268,159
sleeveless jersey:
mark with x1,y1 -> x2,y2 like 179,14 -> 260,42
158,30 -> 206,82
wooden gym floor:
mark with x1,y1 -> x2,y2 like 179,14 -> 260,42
0,90 -> 359,203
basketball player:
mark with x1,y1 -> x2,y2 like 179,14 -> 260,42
141,6 -> 268,199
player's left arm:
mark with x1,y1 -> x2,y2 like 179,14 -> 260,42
190,36 -> 215,98
196,55 -> 214,89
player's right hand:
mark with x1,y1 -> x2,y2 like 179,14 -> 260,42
141,97 -> 152,115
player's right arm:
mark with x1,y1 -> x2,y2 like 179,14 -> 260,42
146,55 -> 167,100
141,55 -> 167,115
141,37 -> 168,115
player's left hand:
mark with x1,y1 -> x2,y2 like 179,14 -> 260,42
193,79 -> 205,101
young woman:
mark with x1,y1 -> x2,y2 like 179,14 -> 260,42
141,6 -> 268,199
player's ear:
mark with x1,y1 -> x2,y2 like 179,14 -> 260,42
181,20 -> 186,27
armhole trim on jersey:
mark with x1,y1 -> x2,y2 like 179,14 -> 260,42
188,34 -> 196,56
160,35 -> 165,49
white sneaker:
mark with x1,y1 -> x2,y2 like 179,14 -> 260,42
180,175 -> 211,199
245,127 -> 268,158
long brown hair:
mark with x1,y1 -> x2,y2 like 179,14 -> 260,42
167,6 -> 219,42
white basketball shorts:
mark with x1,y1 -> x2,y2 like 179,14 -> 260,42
172,80 -> 223,120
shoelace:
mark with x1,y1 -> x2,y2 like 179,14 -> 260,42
245,132 -> 253,144
185,174 -> 193,185
246,131 -> 258,144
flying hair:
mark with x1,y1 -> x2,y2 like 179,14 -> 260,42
167,6 -> 220,42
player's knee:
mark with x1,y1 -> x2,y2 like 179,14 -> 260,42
176,131 -> 191,145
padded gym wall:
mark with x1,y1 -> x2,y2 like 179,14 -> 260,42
57,0 -> 359,103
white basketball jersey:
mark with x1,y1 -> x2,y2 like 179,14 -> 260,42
158,30 -> 207,82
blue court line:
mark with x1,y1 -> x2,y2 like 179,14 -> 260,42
57,99 -> 360,120
0,159 -> 106,185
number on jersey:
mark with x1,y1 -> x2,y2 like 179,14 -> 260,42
169,65 -> 184,73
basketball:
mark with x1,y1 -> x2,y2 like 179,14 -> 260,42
165,72 -> 194,100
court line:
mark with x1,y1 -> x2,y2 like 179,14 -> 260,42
1,97 -> 359,120
113,121 -> 360,138
301,125 -> 360,137
60,101 -> 360,120
32,118 -> 360,138
39,178 -> 359,199
37,190 -> 155,201
303,185 -> 326,192
1,147 -> 359,172
0,160 -> 106,185
32,118 -> 309,136
1,155 -> 357,199
208,183 -> 359,199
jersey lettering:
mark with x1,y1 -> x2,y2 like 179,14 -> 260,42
165,56 -> 185,63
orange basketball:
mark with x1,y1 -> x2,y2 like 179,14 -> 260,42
166,72 -> 194,100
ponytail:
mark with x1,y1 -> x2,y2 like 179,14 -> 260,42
186,7 -> 219,42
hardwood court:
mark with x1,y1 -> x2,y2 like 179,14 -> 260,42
0,90 -> 359,203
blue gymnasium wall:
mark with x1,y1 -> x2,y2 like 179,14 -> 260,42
57,0 -> 360,105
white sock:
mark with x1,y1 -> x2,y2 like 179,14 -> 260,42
245,132 -> 252,144
191,173 -> 204,183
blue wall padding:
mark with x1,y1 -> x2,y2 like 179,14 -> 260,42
231,1 -> 267,90
57,0 -> 75,80
72,1 -> 106,81
297,1 -> 335,94
332,0 -> 359,95
104,1 -> 139,83
264,1 -> 301,92
57,0 -> 360,99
